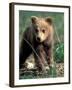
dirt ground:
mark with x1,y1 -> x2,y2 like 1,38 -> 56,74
19,54 -> 64,79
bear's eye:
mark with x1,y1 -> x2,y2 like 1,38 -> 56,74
35,29 -> 38,33
42,29 -> 45,33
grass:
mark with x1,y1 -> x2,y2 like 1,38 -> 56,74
54,43 -> 64,63
19,64 -> 57,79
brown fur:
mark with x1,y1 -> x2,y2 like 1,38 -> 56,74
19,16 -> 54,72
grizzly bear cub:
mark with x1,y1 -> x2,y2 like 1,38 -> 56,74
19,16 -> 54,72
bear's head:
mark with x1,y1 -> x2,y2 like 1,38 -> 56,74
31,16 -> 53,43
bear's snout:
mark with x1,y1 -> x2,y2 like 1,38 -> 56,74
36,37 -> 41,42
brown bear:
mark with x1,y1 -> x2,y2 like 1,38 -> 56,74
19,16 -> 54,72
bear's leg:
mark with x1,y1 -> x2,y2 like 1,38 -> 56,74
19,40 -> 32,69
34,45 -> 47,72
46,47 -> 54,68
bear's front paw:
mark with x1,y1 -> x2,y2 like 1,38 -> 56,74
49,61 -> 55,68
45,66 -> 50,70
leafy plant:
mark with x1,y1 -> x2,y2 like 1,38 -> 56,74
54,43 -> 64,63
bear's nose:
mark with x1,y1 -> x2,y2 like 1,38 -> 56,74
37,37 -> 40,42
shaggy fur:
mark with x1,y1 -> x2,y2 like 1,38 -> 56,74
19,16 -> 54,72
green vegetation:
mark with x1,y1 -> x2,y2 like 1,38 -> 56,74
19,10 -> 64,79
54,43 -> 64,63
20,65 -> 57,79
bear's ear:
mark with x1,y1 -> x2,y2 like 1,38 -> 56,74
31,16 -> 38,24
45,17 -> 53,25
